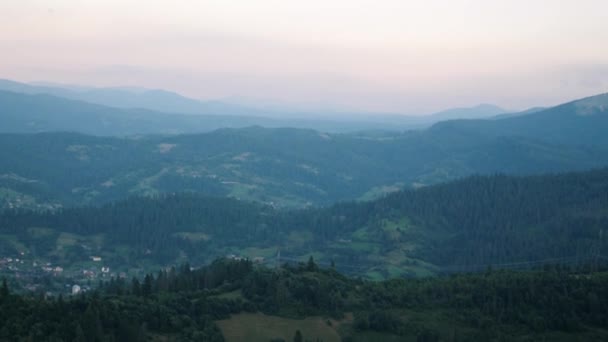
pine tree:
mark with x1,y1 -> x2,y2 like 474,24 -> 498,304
0,278 -> 8,297
83,301 -> 103,341
306,256 -> 318,272
131,278 -> 141,296
294,330 -> 303,342
142,274 -> 153,296
74,323 -> 86,342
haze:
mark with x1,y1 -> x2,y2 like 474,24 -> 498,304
1,0 -> 608,113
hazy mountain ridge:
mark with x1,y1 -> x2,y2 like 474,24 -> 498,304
0,126 -> 606,210
1,79 -> 511,133
429,103 -> 506,120
0,78 -> 267,117
431,92 -> 608,147
2,86 -> 608,209
0,90 -> 290,136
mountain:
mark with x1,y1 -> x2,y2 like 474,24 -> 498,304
0,124 -> 607,210
429,103 -> 506,120
0,90 -> 425,135
431,93 -> 608,147
330,103 -> 507,130
3,256 -> 608,341
2,90 -> 608,209
1,168 -> 607,280
0,78 -> 271,117
0,78 -> 509,131
491,106 -> 547,119
0,90 -> 286,135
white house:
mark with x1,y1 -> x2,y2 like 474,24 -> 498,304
72,285 -> 81,295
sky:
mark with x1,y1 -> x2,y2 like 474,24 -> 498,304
1,0 -> 608,114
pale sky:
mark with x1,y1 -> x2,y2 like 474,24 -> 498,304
1,0 -> 608,113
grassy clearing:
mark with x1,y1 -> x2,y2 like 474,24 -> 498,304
266,195 -> 309,208
351,227 -> 372,241
55,232 -> 104,252
217,313 -> 342,342
27,227 -> 55,238
0,234 -> 28,253
348,241 -> 379,253
227,182 -> 257,200
56,232 -> 79,249
364,270 -> 385,281
90,234 -> 105,249
131,167 -> 169,196
381,217 -> 412,232
287,230 -> 314,245
357,183 -> 404,202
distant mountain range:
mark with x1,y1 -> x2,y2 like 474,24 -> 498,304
429,103 -> 506,120
431,93 -> 608,148
0,78 -> 511,133
0,91 -> 607,209
2,77 -> 608,209
0,78 -> 269,117
0,90 -> 289,136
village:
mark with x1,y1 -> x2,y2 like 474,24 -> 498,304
0,250 -> 271,296
0,252 -> 129,296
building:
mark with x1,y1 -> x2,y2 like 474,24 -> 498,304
72,285 -> 81,295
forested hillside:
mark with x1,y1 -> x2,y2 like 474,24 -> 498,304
2,92 -> 608,210
2,259 -> 608,341
431,93 -> 608,148
4,1 -> 608,341
296,168 -> 608,275
1,124 -> 607,209
2,169 -> 607,281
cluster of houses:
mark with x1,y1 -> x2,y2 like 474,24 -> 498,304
40,265 -> 64,274
1,252 -> 123,296
0,257 -> 25,271
226,254 -> 265,264
1,252 -> 231,297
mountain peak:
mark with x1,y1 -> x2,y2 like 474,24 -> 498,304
572,93 -> 608,116
430,103 -> 506,120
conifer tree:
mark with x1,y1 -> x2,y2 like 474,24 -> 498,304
0,278 -> 8,298
294,330 -> 303,342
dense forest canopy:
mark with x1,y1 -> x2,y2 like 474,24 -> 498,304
1,86 -> 608,342
2,258 -> 608,341
2,3 -> 608,340
1,168 -> 607,280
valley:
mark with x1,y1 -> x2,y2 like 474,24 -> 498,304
2,168 -> 607,291
3,2 -> 608,340
2,87 -> 608,341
